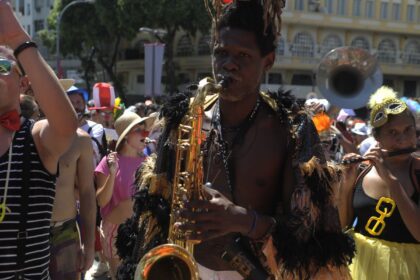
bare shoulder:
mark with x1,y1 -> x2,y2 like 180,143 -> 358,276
31,119 -> 50,153
77,128 -> 91,139
412,155 -> 420,169
76,128 -> 93,150
31,118 -> 47,136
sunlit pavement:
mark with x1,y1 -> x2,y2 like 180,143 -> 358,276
84,259 -> 111,280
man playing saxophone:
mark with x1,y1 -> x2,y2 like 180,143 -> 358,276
117,1 -> 355,279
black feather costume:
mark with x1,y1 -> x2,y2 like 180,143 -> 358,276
116,90 -> 355,279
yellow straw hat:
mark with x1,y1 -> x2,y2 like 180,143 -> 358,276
59,79 -> 75,91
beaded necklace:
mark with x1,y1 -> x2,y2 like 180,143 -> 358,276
0,132 -> 14,223
211,97 -> 261,197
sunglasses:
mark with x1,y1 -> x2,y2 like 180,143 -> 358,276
0,57 -> 23,76
131,127 -> 149,138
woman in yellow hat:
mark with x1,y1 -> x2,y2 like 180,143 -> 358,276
338,86 -> 420,279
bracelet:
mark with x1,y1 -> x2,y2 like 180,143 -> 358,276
13,41 -> 38,59
254,217 -> 277,242
246,210 -> 258,236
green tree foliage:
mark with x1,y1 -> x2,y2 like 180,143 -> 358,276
137,0 -> 211,94
40,0 -> 146,101
40,0 -> 211,100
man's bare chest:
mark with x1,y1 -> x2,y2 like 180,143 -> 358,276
204,119 -> 286,209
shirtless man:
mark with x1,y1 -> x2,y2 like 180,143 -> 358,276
0,1 -> 78,278
118,1 -> 354,279
49,128 -> 96,279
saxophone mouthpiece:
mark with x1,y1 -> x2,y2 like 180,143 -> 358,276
217,74 -> 232,89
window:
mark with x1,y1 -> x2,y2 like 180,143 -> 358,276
351,36 -> 370,51
197,73 -> 212,80
291,74 -> 313,86
377,39 -> 397,63
366,0 -> 374,18
407,5 -> 415,22
276,38 -> 285,56
178,73 -> 191,84
383,78 -> 394,88
268,73 -> 282,84
325,0 -> 333,14
403,41 -> 420,64
198,35 -> 211,55
18,2 -> 24,15
337,0 -> 346,15
294,0 -> 304,11
26,3 -> 31,16
353,0 -> 362,16
291,32 -> 314,57
176,35 -> 193,57
321,34 -> 343,55
404,81 -> 417,97
137,75 -> 144,83
417,6 -> 420,23
392,3 -> 400,21
34,19 -> 44,32
380,2 -> 388,20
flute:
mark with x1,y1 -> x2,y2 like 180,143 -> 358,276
342,147 -> 418,165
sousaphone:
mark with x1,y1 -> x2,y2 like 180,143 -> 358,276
316,46 -> 383,109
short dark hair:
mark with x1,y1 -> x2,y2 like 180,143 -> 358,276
213,1 -> 277,56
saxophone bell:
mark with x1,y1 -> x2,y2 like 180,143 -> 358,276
135,77 -> 217,280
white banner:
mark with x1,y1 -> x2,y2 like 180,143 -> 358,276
144,43 -> 154,97
144,43 -> 165,97
153,43 -> 165,96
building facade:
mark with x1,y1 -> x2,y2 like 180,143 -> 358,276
117,0 -> 420,101
10,1 -> 420,101
11,0 -> 54,58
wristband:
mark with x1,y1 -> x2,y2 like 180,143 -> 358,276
254,217 -> 277,242
13,41 -> 38,59
246,210 -> 258,236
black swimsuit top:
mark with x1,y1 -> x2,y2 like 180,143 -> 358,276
353,162 -> 420,244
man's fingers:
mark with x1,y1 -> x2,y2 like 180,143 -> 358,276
179,220 -> 219,232
186,229 -> 222,241
185,199 -> 219,210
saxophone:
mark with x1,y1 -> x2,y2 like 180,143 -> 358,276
135,78 -> 222,280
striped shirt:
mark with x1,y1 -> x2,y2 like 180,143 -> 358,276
0,119 -> 56,280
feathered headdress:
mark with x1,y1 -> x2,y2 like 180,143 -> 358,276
204,0 -> 285,37
369,86 -> 407,128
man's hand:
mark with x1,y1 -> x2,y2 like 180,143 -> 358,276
78,245 -> 95,273
178,185 -> 249,241
0,0 -> 31,47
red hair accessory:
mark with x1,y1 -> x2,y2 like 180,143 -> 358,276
222,0 -> 233,4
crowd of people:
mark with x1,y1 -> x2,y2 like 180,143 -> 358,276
0,0 -> 419,279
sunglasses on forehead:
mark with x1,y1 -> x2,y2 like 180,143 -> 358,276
0,57 -> 23,76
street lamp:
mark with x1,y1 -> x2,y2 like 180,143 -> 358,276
139,27 -> 167,43
56,0 -> 95,77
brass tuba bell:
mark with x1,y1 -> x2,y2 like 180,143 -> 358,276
316,46 -> 383,109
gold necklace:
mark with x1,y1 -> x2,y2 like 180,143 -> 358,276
0,132 -> 14,223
